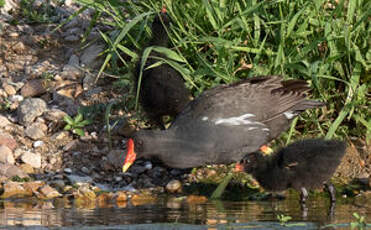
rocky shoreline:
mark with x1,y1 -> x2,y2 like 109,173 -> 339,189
0,0 -> 370,205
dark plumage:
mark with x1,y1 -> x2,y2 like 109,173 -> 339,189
123,76 -> 325,171
135,8 -> 191,128
243,139 -> 346,204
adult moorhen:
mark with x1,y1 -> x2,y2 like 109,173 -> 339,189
242,138 -> 346,215
135,7 -> 191,129
123,75 -> 325,171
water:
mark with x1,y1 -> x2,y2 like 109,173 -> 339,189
0,196 -> 369,229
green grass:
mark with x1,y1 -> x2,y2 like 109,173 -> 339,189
72,0 -> 370,142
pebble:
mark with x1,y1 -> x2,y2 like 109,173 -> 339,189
64,168 -> 72,174
21,151 -> 42,168
81,166 -> 89,174
0,116 -> 11,128
17,98 -> 47,125
66,174 -> 93,184
33,140 -> 44,148
166,180 -> 182,193
21,79 -> 47,97
0,163 -> 28,178
0,133 -> 17,150
8,95 -> 24,102
25,122 -> 47,140
0,145 -> 15,164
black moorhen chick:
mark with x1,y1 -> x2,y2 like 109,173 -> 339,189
123,75 -> 325,172
242,138 -> 346,215
135,7 -> 191,128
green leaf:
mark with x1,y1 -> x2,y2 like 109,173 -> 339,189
74,113 -> 84,123
152,46 -> 186,63
63,115 -> 74,125
74,128 -> 85,137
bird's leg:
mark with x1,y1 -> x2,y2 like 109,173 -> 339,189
325,183 -> 336,217
325,183 -> 336,203
300,187 -> 309,219
300,187 -> 308,204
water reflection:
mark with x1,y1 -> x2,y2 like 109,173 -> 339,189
0,196 -> 369,228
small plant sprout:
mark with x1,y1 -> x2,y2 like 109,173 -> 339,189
277,214 -> 292,226
351,212 -> 367,230
63,112 -> 92,136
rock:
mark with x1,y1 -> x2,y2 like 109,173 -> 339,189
19,163 -> 35,174
23,181 -> 45,194
64,0 -> 73,6
51,131 -> 69,141
1,0 -> 20,14
66,174 -> 93,184
24,122 -> 47,140
20,151 -> 42,168
33,140 -> 44,148
0,133 -> 17,150
62,64 -> 82,79
131,194 -> 156,206
76,186 -> 96,200
68,54 -> 79,66
0,145 -> 15,164
166,180 -> 182,193
50,179 -> 65,190
8,94 -> 24,103
63,140 -> 78,151
186,195 -> 208,204
21,79 -> 47,97
0,115 -> 11,127
26,61 -> 52,78
44,108 -> 68,121
80,43 -> 104,68
38,184 -> 62,199
0,163 -> 28,178
2,82 -> 16,95
12,41 -> 27,54
115,191 -> 127,202
2,182 -> 32,198
81,166 -> 89,174
64,168 -> 72,174
17,98 -> 47,125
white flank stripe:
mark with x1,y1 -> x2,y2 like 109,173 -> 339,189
284,111 -> 296,119
214,114 -> 264,126
202,116 -> 208,121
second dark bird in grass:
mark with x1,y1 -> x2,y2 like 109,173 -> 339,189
135,7 -> 191,129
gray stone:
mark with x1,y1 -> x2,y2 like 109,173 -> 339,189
61,64 -> 82,79
0,145 -> 15,164
25,122 -> 47,140
66,174 -> 93,184
17,98 -> 47,125
80,43 -> 104,68
63,168 -> 72,174
68,54 -> 79,66
44,108 -> 67,121
20,151 -> 42,168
